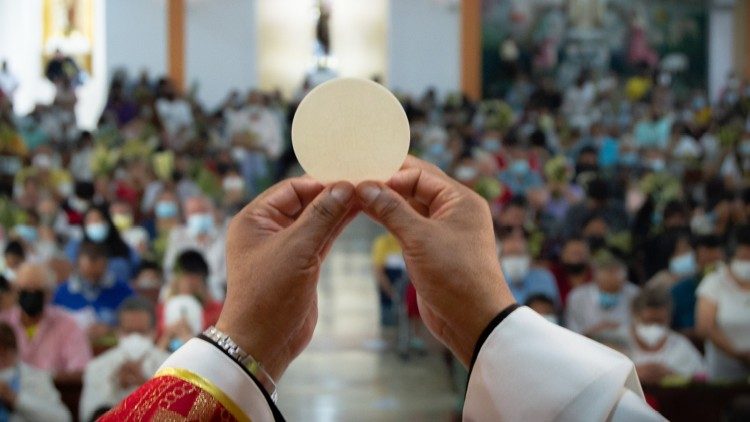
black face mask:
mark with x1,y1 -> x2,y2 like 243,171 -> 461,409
18,290 -> 45,318
563,262 -> 588,275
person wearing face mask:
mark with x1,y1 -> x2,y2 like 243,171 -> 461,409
647,232 -> 697,291
80,297 -> 169,422
671,235 -> 724,335
1,242 -> 24,283
550,237 -> 592,306
561,177 -> 628,239
0,263 -> 91,380
566,252 -> 640,343
65,206 -> 141,282
627,287 -> 705,384
110,201 -> 149,257
498,137 -> 543,196
163,196 -> 227,301
221,170 -> 248,216
157,251 -> 222,344
53,242 -> 134,342
697,225 -> 750,381
0,323 -> 71,421
498,234 -> 560,307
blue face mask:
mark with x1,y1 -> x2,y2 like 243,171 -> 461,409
187,213 -> 215,237
599,291 -> 620,310
669,252 -> 697,277
155,201 -> 179,219
85,223 -> 110,243
510,159 -> 530,176
15,225 -> 38,243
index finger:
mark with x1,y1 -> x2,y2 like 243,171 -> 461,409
386,167 -> 461,216
242,176 -> 325,220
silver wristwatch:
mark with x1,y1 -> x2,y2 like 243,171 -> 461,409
203,326 -> 278,402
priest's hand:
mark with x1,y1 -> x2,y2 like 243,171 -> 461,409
357,156 -> 516,367
216,177 -> 357,382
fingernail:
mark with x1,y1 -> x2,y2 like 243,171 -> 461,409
357,183 -> 381,204
331,183 -> 354,203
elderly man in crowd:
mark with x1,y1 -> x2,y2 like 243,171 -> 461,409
0,263 -> 91,380
80,297 -> 169,422
565,253 -> 640,346
0,322 -> 71,421
163,195 -> 227,301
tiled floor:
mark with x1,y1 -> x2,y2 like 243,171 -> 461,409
277,216 -> 458,421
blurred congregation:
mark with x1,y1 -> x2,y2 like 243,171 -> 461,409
1,0 -> 750,421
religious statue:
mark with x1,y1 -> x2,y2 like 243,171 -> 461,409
315,1 -> 331,57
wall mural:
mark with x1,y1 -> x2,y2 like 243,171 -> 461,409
481,0 -> 707,98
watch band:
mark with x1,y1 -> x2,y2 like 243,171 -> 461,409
203,326 -> 279,402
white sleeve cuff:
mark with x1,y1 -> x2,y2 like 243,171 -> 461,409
464,307 -> 661,421
159,338 -> 276,422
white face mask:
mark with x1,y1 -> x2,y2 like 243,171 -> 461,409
501,255 -> 531,283
635,323 -> 668,347
731,259 -> 750,283
119,333 -> 154,360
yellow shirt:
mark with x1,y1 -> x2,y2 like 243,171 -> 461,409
371,233 -> 402,267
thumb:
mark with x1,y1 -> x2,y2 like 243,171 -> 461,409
290,181 -> 355,250
356,182 -> 424,237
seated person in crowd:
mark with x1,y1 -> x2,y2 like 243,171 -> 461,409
0,263 -> 91,379
565,252 -> 640,345
132,261 -> 164,305
157,250 -> 222,347
498,232 -> 560,306
525,294 -> 559,325
163,196 -> 227,301
627,287 -> 705,384
671,234 -> 723,334
697,225 -> 750,381
54,241 -> 133,340
80,297 -> 169,422
371,231 -> 406,327
2,241 -> 24,282
646,230 -> 696,290
65,206 -> 141,282
0,322 -> 71,421
110,200 -> 150,258
549,236 -> 592,305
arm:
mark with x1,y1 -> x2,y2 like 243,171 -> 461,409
102,176 -> 359,421
357,156 -> 664,421
696,297 -> 743,359
465,307 -> 664,421
80,358 -> 118,422
373,265 -> 396,299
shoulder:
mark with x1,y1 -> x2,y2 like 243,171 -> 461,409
48,307 -> 83,329
623,283 -> 640,296
696,269 -> 726,297
19,362 -> 53,382
529,268 -> 556,284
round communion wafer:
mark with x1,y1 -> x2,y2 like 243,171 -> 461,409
291,78 -> 410,183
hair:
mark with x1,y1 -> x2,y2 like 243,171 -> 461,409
0,275 -> 9,293
138,260 -> 162,275
4,241 -> 24,259
694,234 -> 722,250
117,296 -> 156,327
663,200 -> 688,221
82,205 -> 131,258
734,225 -> 750,249
631,286 -> 672,314
79,240 -> 108,261
175,250 -> 210,279
525,294 -> 555,308
0,322 -> 17,352
662,229 -> 692,258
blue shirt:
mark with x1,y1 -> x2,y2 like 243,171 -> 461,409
507,268 -> 561,307
671,275 -> 700,330
499,170 -> 543,196
53,273 -> 134,326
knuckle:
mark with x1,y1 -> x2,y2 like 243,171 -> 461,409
311,200 -> 338,222
377,195 -> 401,220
